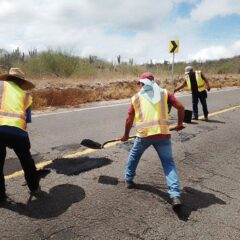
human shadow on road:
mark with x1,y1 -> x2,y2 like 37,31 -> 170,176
22,169 -> 51,186
174,187 -> 226,221
135,184 -> 226,221
1,184 -> 85,219
134,183 -> 170,202
185,121 -> 199,125
201,119 -> 226,124
45,156 -> 112,176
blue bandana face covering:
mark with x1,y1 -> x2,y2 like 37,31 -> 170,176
139,79 -> 161,104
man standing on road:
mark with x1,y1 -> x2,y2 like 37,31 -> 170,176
0,68 -> 40,203
174,66 -> 211,121
121,72 -> 185,208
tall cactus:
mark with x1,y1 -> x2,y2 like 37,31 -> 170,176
117,55 -> 121,65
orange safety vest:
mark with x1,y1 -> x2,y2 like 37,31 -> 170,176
132,88 -> 170,138
0,81 -> 32,131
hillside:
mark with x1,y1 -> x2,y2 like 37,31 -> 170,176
0,48 -> 239,109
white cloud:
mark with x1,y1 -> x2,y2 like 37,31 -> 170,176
0,0 -> 239,63
191,40 -> 240,60
182,0 -> 240,23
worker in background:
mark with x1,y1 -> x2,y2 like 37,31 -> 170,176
121,72 -> 185,208
174,66 -> 211,121
0,68 -> 40,203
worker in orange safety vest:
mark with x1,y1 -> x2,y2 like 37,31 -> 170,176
121,72 -> 185,208
0,68 -> 40,203
174,66 -> 211,121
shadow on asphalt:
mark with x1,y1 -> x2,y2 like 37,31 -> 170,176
135,183 -> 170,201
185,121 -> 199,125
200,119 -> 226,124
44,156 -> 112,176
174,187 -> 226,221
4,153 -> 46,177
1,184 -> 85,219
98,175 -> 119,185
135,184 -> 226,221
22,169 -> 51,186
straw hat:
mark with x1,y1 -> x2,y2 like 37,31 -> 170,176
0,68 -> 35,90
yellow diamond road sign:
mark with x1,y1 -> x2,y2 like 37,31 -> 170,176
169,40 -> 179,53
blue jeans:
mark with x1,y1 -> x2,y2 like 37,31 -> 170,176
192,90 -> 208,118
125,137 -> 181,198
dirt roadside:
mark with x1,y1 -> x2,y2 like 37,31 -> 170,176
30,74 -> 240,110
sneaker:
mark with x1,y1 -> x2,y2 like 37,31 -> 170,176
204,116 -> 209,121
125,180 -> 136,189
192,116 -> 198,120
172,197 -> 182,209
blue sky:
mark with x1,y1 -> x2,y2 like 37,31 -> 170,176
0,0 -> 239,63
199,14 -> 240,43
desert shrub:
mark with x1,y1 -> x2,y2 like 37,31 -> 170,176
0,48 -> 25,70
0,48 -> 240,79
38,50 -> 79,77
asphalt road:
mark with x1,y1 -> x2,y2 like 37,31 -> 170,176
1,87 -> 240,240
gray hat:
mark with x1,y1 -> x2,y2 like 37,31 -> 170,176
185,66 -> 193,74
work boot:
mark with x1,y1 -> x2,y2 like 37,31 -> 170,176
125,180 -> 136,189
204,116 -> 209,121
172,197 -> 182,209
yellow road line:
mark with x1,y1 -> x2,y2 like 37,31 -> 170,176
5,104 -> 240,180
64,148 -> 98,158
199,105 -> 240,119
5,160 -> 53,180
63,140 -> 123,158
5,141 -> 124,180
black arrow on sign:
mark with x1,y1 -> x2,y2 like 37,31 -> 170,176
170,41 -> 178,53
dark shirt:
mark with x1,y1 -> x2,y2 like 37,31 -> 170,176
26,107 -> 32,123
189,73 -> 198,94
0,107 -> 32,137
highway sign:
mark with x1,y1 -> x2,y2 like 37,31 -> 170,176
169,40 -> 179,53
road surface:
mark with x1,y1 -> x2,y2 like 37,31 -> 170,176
1,87 -> 240,240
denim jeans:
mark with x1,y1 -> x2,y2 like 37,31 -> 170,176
125,137 -> 181,198
192,90 -> 208,118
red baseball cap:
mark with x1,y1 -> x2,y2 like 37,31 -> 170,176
140,72 -> 154,80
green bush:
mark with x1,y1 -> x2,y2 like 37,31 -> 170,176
0,48 -> 239,79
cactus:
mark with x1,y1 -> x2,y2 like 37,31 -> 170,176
117,55 -> 121,65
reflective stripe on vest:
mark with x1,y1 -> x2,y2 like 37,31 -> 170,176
136,120 -> 169,130
186,71 -> 205,92
0,111 -> 26,120
0,81 -> 32,130
132,89 -> 170,137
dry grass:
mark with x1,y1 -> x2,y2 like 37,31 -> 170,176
30,74 -> 240,110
